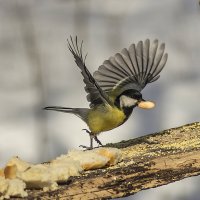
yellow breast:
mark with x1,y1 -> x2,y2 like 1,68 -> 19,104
87,105 -> 126,134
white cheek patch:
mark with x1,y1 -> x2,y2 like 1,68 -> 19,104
120,95 -> 138,108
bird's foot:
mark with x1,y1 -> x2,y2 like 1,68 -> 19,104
79,145 -> 92,150
81,129 -> 103,148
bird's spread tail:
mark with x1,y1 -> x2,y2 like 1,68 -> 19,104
44,106 -> 89,122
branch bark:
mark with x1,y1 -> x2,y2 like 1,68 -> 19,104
18,122 -> 200,199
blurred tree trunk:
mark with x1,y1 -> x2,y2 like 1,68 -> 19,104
16,122 -> 200,199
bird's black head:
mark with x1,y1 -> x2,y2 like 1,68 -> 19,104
115,89 -> 143,109
114,89 -> 143,120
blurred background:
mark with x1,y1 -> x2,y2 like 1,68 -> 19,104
0,0 -> 200,199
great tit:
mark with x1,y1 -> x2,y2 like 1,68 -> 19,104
44,36 -> 168,149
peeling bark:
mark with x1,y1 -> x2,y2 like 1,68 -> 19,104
14,122 -> 200,199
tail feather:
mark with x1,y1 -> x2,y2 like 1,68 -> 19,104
44,106 -> 75,113
44,106 -> 89,122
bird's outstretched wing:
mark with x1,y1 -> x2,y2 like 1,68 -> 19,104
67,36 -> 113,108
93,39 -> 168,100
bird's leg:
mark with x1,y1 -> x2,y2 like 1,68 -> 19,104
94,136 -> 102,146
82,129 -> 103,146
79,129 -> 94,150
90,134 -> 94,149
80,129 -> 103,149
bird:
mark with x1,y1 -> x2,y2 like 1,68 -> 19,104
44,36 -> 168,149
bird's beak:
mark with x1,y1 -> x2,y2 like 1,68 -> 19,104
137,99 -> 155,109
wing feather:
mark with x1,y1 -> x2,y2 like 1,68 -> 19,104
128,44 -> 140,76
103,60 -> 125,78
142,39 -> 149,79
136,41 -> 143,80
109,56 -> 130,76
67,36 -> 113,107
121,48 -> 135,74
94,39 -> 168,99
144,39 -> 158,81
68,37 -> 168,107
115,53 -> 133,75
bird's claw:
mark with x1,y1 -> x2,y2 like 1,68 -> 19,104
82,129 -> 91,134
79,145 -> 92,150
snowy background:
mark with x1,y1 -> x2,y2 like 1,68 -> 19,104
0,0 -> 200,199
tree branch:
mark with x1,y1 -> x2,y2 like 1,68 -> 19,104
17,122 -> 200,199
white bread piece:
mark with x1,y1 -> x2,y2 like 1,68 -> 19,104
0,148 -> 121,194
17,158 -> 81,190
4,164 -> 17,179
0,168 -> 5,178
2,157 -> 32,180
50,157 -> 82,182
0,177 -> 8,197
67,150 -> 109,170
0,177 -> 27,199
138,101 -> 155,109
5,178 -> 27,198
17,164 -> 58,191
93,147 -> 122,165
6,156 -> 32,172
66,148 -> 122,170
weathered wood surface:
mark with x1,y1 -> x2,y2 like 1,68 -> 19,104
16,122 -> 200,199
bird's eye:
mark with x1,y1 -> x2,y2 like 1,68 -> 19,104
133,93 -> 142,100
